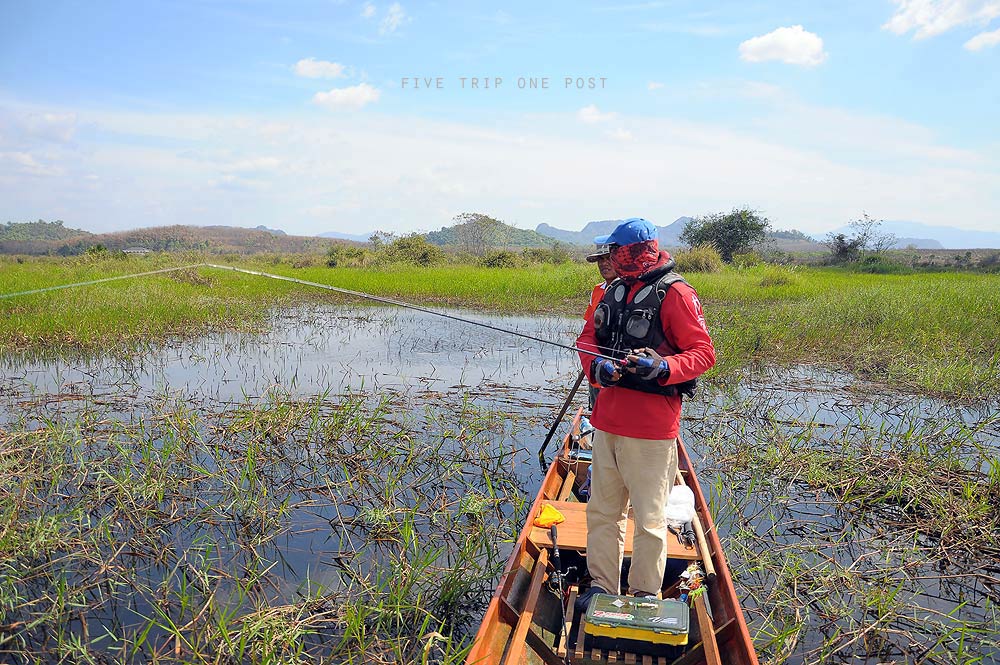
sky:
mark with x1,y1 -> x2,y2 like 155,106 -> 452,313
1,0 -> 999,238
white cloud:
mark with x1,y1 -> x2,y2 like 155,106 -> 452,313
607,128 -> 633,141
2,94 -> 998,237
361,2 -> 376,19
965,26 -> 1000,48
220,157 -> 282,173
647,81 -> 664,90
22,113 -> 78,143
0,151 -> 62,176
379,2 -> 406,34
883,0 -> 1000,39
739,25 -> 828,66
578,104 -> 617,124
313,83 -> 381,110
294,58 -> 348,79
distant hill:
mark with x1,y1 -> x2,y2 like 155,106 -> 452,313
425,219 -> 556,248
1,219 -> 92,242
828,220 -> 1000,249
254,225 -> 287,236
536,217 -> 692,247
0,221 -> 345,255
318,230 -> 374,242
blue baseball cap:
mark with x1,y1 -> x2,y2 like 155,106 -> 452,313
594,218 -> 658,246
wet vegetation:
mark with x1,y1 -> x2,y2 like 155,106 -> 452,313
687,374 -> 1000,664
2,253 -> 999,663
0,385 -> 524,663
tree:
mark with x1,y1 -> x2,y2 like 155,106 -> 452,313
368,230 -> 395,250
824,213 -> 896,263
452,212 -> 512,256
680,208 -> 771,262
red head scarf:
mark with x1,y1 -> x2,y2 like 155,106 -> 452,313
610,239 -> 671,281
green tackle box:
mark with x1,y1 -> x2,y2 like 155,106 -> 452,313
583,594 -> 690,653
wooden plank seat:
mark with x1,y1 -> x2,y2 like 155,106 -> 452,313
528,500 -> 700,561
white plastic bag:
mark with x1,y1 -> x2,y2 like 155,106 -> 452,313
664,484 -> 695,529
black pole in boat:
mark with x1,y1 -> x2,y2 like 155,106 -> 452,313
550,524 -> 571,665
537,370 -> 586,468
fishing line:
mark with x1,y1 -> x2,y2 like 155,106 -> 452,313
0,262 -> 621,363
0,264 -> 206,299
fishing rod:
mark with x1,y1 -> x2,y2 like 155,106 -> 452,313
0,262 -> 625,364
204,264 -> 626,364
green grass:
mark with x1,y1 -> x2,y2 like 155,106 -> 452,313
0,255 -> 306,352
693,266 -> 1000,398
3,254 -> 999,397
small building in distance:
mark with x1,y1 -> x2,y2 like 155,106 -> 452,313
123,246 -> 151,255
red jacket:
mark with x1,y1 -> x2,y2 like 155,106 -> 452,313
583,282 -> 608,322
577,279 -> 715,440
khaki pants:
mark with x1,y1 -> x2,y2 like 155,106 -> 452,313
586,430 -> 678,596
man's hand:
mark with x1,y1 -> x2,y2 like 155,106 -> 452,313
591,358 -> 621,387
625,348 -> 671,381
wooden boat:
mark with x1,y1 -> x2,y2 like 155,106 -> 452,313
467,409 -> 759,665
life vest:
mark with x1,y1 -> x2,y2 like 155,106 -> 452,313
593,261 -> 698,399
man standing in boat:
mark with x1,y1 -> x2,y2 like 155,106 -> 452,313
577,217 -> 716,599
583,242 -> 618,410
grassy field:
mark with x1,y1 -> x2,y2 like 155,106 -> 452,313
2,254 -> 998,398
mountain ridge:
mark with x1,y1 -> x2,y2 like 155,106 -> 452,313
536,217 -> 692,246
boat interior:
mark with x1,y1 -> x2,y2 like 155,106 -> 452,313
467,414 -> 757,665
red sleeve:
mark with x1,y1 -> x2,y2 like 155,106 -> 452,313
660,283 -> 715,384
583,283 -> 602,321
577,314 -> 601,384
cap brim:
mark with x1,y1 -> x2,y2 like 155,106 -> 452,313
593,234 -> 612,245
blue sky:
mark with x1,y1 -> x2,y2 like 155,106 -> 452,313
2,0 -> 999,236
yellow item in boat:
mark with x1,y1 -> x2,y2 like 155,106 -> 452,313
532,504 -> 565,528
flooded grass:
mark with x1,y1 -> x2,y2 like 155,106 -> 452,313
3,261 -> 1000,662
0,386 -> 527,663
685,370 -> 1000,664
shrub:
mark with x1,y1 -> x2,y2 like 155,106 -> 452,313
292,256 -> 318,269
522,243 -> 571,264
327,244 -> 370,267
479,250 -> 520,268
380,234 -> 445,266
850,257 -> 912,275
673,244 -> 723,273
824,213 -> 896,263
980,252 -> 1000,272
732,252 -> 762,268
680,208 -> 771,262
758,266 -> 799,287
